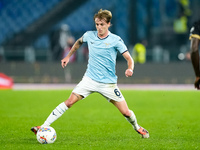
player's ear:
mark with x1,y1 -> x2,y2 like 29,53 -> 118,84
108,22 -> 112,28
107,22 -> 111,27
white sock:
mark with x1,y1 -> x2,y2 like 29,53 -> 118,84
42,102 -> 68,127
125,110 -> 140,130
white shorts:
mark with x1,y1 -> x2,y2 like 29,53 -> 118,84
72,76 -> 125,102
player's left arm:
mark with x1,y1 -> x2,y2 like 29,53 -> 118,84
122,51 -> 134,77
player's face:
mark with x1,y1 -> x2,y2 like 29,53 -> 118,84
95,18 -> 110,38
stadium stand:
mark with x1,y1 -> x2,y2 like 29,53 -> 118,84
0,0 -> 89,46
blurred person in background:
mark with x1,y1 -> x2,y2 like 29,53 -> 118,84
173,0 -> 191,47
189,19 -> 200,90
62,36 -> 76,62
62,36 -> 76,82
31,9 -> 149,138
132,40 -> 147,64
49,24 -> 72,61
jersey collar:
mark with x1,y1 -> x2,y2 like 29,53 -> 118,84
97,31 -> 110,40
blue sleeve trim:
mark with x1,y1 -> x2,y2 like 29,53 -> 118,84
121,50 -> 128,54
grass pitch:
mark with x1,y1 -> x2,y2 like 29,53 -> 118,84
0,89 -> 200,150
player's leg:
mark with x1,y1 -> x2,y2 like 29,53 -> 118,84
111,100 -> 150,138
42,92 -> 83,126
31,76 -> 92,134
110,100 -> 140,130
99,84 -> 140,129
31,92 -> 82,134
43,76 -> 95,126
99,84 -> 149,138
110,100 -> 149,138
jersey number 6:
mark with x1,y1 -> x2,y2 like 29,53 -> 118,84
114,89 -> 121,97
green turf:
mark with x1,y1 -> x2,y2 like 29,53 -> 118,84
0,89 -> 200,150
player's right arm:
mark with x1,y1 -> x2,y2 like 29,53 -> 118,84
61,37 -> 83,68
190,37 -> 200,89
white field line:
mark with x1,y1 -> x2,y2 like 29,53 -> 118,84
13,83 -> 195,91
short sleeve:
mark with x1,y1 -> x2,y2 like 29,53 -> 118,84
115,38 -> 128,54
82,32 -> 88,42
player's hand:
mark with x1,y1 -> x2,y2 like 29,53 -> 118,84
125,69 -> 133,77
61,58 -> 69,68
194,77 -> 200,90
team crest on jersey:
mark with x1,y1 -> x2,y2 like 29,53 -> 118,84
105,43 -> 111,46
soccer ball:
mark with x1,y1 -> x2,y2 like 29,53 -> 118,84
36,126 -> 57,144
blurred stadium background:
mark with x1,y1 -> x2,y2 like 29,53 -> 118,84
0,0 -> 199,85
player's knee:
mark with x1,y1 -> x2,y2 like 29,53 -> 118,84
64,99 -> 75,108
64,93 -> 83,108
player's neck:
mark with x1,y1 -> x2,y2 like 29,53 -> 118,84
98,30 -> 109,39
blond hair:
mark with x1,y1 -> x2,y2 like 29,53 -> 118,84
93,9 -> 112,23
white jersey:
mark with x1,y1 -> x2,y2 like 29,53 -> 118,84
82,31 -> 128,83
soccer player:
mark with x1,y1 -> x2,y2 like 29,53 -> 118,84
31,9 -> 149,138
189,19 -> 200,89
